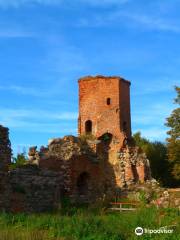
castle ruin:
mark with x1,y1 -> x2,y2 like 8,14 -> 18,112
0,75 -> 151,212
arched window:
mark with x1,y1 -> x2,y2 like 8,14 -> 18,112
106,98 -> 111,105
85,120 -> 92,134
98,133 -> 112,144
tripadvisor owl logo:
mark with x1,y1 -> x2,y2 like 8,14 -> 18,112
135,227 -> 144,236
135,226 -> 174,235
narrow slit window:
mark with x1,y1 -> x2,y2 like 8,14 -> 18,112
107,98 -> 111,105
123,121 -> 127,132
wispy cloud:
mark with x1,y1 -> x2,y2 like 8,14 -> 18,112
0,85 -> 62,97
0,0 -> 129,8
79,0 -> 129,7
42,45 -> 89,75
132,103 -> 173,125
0,29 -> 33,38
132,78 -> 178,96
0,108 -> 77,134
77,8 -> 180,33
132,103 -> 174,141
121,12 -> 180,33
0,108 -> 77,121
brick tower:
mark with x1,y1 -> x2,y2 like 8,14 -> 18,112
78,75 -> 131,148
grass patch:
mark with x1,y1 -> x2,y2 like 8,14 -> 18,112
0,207 -> 179,240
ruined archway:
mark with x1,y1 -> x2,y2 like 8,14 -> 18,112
98,132 -> 113,145
77,172 -> 90,196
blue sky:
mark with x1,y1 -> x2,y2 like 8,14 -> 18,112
0,0 -> 179,155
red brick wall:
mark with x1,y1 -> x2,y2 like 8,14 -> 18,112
78,76 -> 131,147
68,155 -> 103,199
119,80 -> 131,138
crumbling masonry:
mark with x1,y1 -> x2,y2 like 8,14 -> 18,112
0,76 -> 151,212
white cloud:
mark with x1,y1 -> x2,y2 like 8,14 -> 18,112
121,12 -> 180,33
0,0 -> 57,8
43,45 -> 88,75
132,103 -> 173,125
79,0 -> 129,6
0,108 -> 77,121
0,85 -> 62,97
0,29 -> 32,38
0,108 -> 77,134
131,103 -> 174,142
77,8 -> 180,33
0,0 -> 129,8
132,78 -> 178,96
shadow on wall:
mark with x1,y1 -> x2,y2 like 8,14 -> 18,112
56,134 -> 118,203
26,135 -> 117,204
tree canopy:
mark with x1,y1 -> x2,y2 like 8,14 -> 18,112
165,86 -> 180,184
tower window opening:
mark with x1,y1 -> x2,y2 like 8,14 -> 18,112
123,121 -> 127,132
85,120 -> 92,134
107,98 -> 111,105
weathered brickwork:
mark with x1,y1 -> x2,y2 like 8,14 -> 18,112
0,166 -> 62,213
78,76 -> 131,147
28,136 -> 116,202
9,166 -> 62,213
26,134 -> 151,203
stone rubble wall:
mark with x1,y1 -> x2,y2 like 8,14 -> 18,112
28,136 -> 105,202
118,146 -> 151,187
0,171 -> 11,210
0,125 -> 11,170
0,165 -> 63,213
0,128 -> 152,212
27,135 -> 152,202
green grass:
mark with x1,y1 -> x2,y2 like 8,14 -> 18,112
0,207 -> 179,240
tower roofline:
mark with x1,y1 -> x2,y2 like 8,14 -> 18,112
78,75 -> 131,85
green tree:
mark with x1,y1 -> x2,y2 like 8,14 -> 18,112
10,152 -> 27,169
165,86 -> 180,184
133,132 -> 150,153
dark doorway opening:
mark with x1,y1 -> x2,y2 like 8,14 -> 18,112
85,120 -> 92,134
77,172 -> 90,195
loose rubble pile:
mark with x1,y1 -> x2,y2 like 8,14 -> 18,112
118,146 -> 151,187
